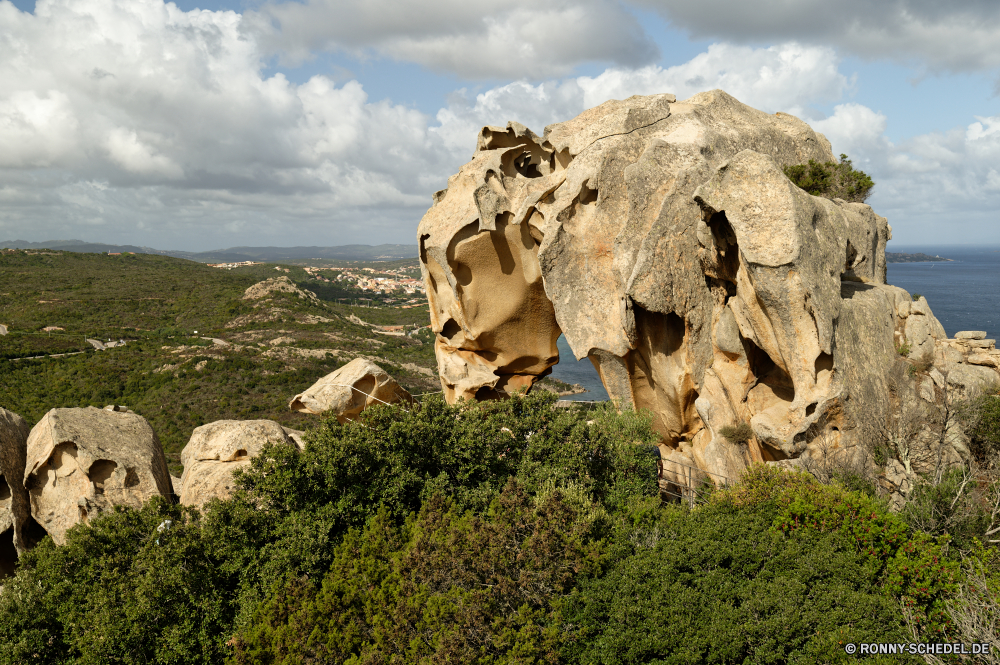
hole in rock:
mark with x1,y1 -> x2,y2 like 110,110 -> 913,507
78,506 -> 88,523
475,385 -> 502,401
441,319 -> 462,343
352,376 -> 377,406
0,529 -> 16,579
233,449 -> 249,461
743,338 -> 795,404
579,185 -> 598,205
844,240 -> 857,272
806,403 -> 817,417
706,211 -> 740,279
513,151 -> 542,178
418,234 -> 430,264
22,517 -> 49,549
89,459 -> 118,495
124,467 -> 139,488
815,352 -> 834,376
0,475 -> 10,501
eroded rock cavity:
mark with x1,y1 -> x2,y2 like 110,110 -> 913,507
24,406 -> 172,545
418,90 -> 956,483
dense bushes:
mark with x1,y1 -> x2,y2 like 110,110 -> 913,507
562,467 -> 958,665
783,153 -> 874,203
0,394 -> 993,664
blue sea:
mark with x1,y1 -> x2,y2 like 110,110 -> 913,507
885,246 -> 1000,340
547,245 -> 1000,402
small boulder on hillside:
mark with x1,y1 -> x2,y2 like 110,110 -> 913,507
24,407 -> 173,545
0,407 -> 31,575
179,420 -> 300,509
289,358 -> 413,422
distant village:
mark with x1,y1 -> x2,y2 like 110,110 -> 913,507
305,266 -> 425,296
206,260 -> 262,269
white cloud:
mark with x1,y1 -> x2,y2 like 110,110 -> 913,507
2,0 -> 999,250
0,0 -> 466,248
576,43 -> 849,118
807,104 -> 1000,243
809,103 -> 888,158
244,0 -> 658,79
636,0 -> 1000,73
431,43 -> 849,150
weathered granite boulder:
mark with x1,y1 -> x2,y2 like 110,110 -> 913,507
0,408 -> 30,576
24,407 -> 172,545
418,89 -> 971,484
289,358 -> 412,422
179,420 -> 301,509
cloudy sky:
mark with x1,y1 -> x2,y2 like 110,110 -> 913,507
1,0 -> 999,251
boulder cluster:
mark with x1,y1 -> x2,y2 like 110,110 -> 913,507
0,357 -> 410,575
417,89 -> 999,492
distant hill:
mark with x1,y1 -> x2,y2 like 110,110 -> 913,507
0,240 -> 418,262
885,252 -> 952,263
0,249 -> 435,472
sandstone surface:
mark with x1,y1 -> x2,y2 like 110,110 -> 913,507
418,90 -> 985,486
179,419 -> 300,509
24,407 -> 172,545
0,408 -> 31,575
289,358 -> 412,422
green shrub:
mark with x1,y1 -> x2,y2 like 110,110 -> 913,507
901,469 -> 995,552
0,498 -> 238,664
230,481 -> 599,664
562,466 -> 960,664
783,154 -> 875,203
719,421 -> 753,445
958,392 -> 1000,467
912,293 -> 923,302
897,342 -> 911,357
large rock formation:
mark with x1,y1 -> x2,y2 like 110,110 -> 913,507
0,408 -> 31,576
24,406 -> 172,545
179,420 -> 302,509
289,358 -> 412,422
418,90 -> 984,483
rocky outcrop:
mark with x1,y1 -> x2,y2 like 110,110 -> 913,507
418,90 -> 985,486
0,408 -> 31,576
289,358 -> 412,422
933,331 -> 1000,395
178,420 -> 302,509
243,276 -> 318,302
23,406 -> 172,545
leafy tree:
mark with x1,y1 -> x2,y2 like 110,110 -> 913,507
783,154 -> 875,203
562,466 -> 960,664
230,482 -> 599,664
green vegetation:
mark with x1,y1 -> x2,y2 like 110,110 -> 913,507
912,293 -> 923,301
783,153 -> 875,203
719,421 -> 753,445
0,250 -> 435,473
0,393 -> 991,664
963,391 -> 1000,467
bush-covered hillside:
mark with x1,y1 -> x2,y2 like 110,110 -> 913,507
0,250 -> 435,472
1,393 -> 994,664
